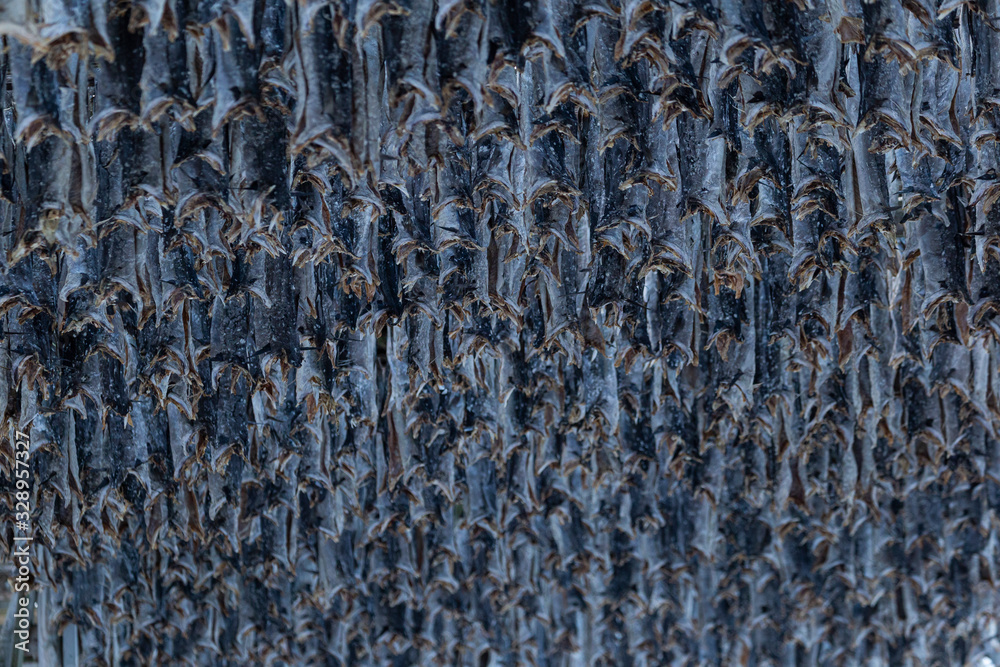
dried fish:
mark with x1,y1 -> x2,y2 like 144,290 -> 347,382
1,1 -> 1000,665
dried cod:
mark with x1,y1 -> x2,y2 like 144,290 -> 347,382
0,0 -> 999,666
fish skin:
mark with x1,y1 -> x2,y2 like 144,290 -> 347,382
1,1 -> 1000,665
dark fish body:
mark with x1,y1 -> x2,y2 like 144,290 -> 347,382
0,1 -> 999,666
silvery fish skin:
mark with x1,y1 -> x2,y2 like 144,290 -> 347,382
0,0 -> 999,665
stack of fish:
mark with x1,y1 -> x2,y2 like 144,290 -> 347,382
1,0 -> 999,665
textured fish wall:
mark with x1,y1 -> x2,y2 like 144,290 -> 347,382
1,0 -> 1000,665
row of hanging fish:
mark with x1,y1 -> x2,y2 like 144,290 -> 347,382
1,0 -> 999,665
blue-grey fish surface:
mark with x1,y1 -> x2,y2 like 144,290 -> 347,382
1,1 -> 1000,666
